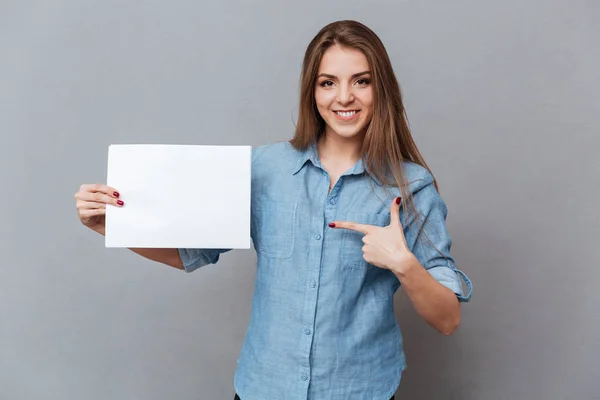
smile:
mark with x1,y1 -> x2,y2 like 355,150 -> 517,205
334,110 -> 360,121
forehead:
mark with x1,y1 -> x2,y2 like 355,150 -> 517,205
318,45 -> 370,75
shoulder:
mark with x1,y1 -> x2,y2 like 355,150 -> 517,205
401,160 -> 436,194
252,141 -> 300,172
401,161 -> 448,217
250,141 -> 301,201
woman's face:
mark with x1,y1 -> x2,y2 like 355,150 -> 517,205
315,45 -> 374,142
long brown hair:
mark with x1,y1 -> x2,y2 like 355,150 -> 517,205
290,20 -> 438,225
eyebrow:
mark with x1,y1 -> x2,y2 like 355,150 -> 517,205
317,70 -> 371,80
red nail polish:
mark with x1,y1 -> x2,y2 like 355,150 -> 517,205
117,200 -> 124,206
329,222 -> 335,228
396,197 -> 402,205
113,191 -> 120,197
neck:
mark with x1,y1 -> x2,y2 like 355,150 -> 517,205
317,132 -> 363,164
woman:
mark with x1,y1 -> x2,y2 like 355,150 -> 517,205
75,20 -> 472,400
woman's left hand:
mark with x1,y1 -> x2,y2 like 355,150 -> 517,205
329,197 -> 419,274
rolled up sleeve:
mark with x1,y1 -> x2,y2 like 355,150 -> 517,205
177,248 -> 231,273
408,174 -> 473,302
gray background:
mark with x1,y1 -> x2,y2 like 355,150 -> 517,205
1,0 -> 598,399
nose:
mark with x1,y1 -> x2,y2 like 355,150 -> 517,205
336,85 -> 355,105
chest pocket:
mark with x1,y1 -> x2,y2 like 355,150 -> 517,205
252,201 -> 297,259
340,212 -> 391,269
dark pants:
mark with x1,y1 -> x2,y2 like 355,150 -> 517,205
234,394 -> 395,399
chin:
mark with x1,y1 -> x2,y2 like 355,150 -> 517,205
338,131 -> 364,140
327,124 -> 367,140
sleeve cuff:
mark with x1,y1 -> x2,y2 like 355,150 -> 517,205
177,248 -> 224,273
427,265 -> 473,302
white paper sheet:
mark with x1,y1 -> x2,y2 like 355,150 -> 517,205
105,144 -> 251,249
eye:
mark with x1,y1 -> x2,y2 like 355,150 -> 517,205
319,80 -> 334,87
355,78 -> 371,86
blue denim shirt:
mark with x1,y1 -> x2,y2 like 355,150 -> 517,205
178,141 -> 472,400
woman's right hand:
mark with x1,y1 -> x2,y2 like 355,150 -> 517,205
74,184 -> 124,233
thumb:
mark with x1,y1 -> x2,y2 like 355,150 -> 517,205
389,196 -> 402,228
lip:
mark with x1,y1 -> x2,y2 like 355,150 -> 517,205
333,110 -> 360,122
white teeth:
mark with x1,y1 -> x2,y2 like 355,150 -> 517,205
336,111 -> 356,117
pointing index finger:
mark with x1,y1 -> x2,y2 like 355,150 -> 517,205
329,221 -> 373,234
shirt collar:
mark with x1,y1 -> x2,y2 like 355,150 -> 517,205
291,142 -> 319,175
291,141 -> 383,186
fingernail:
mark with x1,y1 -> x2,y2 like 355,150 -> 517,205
117,200 -> 124,206
113,191 -> 120,197
328,222 -> 335,228
396,197 -> 402,205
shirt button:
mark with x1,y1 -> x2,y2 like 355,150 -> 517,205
315,233 -> 321,240
329,198 -> 337,205
309,281 -> 316,288
301,374 -> 308,381
304,328 -> 311,335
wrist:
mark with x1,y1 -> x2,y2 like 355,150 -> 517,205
91,225 -> 106,236
391,253 -> 421,280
